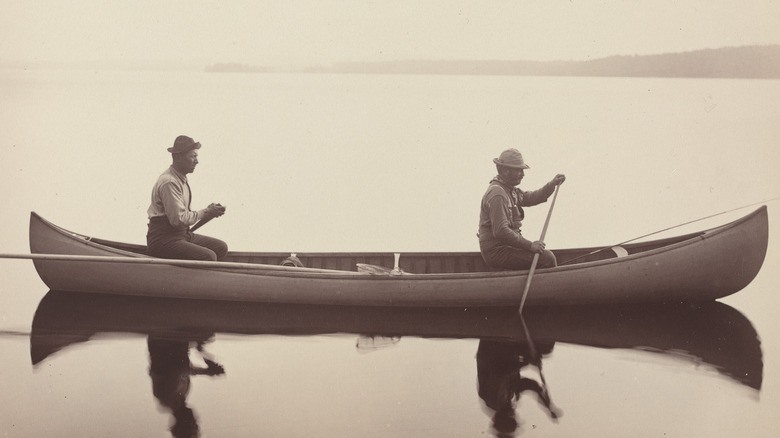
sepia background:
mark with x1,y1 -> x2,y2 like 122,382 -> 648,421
2,2 -> 779,437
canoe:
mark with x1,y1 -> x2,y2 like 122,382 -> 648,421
24,206 -> 768,306
30,290 -> 763,390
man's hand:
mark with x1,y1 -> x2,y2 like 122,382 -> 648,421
530,240 -> 546,253
205,203 -> 226,219
551,174 -> 566,186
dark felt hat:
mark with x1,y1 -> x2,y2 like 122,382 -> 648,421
167,135 -> 201,154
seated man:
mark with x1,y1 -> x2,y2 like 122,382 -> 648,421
146,135 -> 228,261
478,148 -> 565,270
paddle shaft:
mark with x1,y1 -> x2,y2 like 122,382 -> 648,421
191,203 -> 227,232
518,184 -> 561,315
190,216 -> 213,233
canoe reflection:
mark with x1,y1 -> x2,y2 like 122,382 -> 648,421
31,290 -> 762,390
29,290 -> 762,435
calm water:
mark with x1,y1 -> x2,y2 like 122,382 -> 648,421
1,69 -> 779,437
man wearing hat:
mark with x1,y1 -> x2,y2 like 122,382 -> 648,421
478,149 -> 565,270
146,135 -> 228,261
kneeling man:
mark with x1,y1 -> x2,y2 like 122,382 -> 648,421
478,148 -> 565,270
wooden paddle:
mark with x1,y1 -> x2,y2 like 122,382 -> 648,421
518,184 -> 561,315
190,216 -> 213,233
190,203 -> 225,232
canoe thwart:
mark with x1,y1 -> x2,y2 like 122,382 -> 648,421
611,246 -> 629,257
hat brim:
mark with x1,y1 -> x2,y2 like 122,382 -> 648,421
493,158 -> 530,169
167,143 -> 201,154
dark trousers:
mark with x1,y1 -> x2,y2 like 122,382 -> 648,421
480,239 -> 557,271
147,217 -> 228,261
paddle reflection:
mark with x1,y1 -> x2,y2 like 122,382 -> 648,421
477,338 -> 561,437
148,336 -> 225,438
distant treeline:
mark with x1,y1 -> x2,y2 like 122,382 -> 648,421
208,45 -> 780,79
205,62 -> 276,73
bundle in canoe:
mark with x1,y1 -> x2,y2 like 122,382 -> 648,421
17,207 -> 769,306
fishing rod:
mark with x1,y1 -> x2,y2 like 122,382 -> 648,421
558,197 -> 780,266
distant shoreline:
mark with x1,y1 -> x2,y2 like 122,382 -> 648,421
207,45 -> 780,79
2,45 -> 778,79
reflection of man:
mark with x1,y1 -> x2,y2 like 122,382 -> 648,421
477,339 -> 561,436
148,336 -> 225,438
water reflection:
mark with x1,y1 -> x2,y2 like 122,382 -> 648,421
29,290 -> 763,436
148,336 -> 225,438
477,337 -> 561,436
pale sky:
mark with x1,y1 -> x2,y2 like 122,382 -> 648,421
2,0 -> 779,69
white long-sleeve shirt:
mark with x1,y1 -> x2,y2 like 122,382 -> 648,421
147,166 -> 206,229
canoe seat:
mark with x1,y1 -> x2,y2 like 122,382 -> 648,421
280,254 -> 304,267
611,246 -> 629,257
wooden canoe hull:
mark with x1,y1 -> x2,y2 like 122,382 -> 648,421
28,207 -> 768,306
